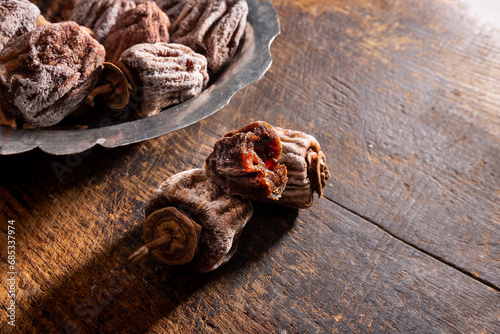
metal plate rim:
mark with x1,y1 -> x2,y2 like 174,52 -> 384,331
0,0 -> 280,155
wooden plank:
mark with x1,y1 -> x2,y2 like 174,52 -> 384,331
0,0 -> 499,332
1,168 -> 498,332
257,0 -> 500,287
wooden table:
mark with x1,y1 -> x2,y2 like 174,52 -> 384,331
1,0 -> 499,332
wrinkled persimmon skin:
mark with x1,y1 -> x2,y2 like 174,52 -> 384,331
156,0 -> 185,29
170,0 -> 248,73
205,121 -> 288,201
36,0 -> 77,23
0,0 -> 40,51
103,1 -> 170,63
118,42 -> 208,118
145,169 -> 253,273
274,127 -> 331,208
69,0 -> 136,43
0,22 -> 105,127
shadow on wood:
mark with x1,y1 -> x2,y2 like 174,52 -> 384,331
15,195 -> 298,333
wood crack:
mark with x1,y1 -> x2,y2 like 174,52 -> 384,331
323,195 -> 500,292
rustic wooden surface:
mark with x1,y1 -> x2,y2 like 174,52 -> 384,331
1,0 -> 500,333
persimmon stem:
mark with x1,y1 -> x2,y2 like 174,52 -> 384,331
128,233 -> 173,265
128,246 -> 149,265
115,60 -> 137,87
86,83 -> 115,106
0,103 -> 17,128
146,233 -> 172,251
37,15 -> 50,27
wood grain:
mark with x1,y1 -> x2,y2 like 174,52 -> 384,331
1,0 -> 499,332
266,0 -> 500,287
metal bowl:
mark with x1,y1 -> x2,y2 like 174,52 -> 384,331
0,0 -> 280,155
